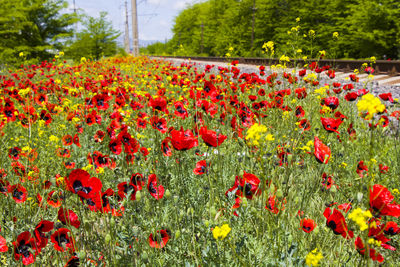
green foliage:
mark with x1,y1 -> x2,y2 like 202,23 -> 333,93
65,12 -> 120,61
148,0 -> 400,59
0,0 -> 76,66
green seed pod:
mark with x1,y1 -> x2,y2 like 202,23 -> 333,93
78,251 -> 86,259
110,217 -> 115,228
204,220 -> 209,227
141,252 -> 148,263
330,186 -> 337,193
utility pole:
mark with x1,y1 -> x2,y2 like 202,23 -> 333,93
124,0 -> 130,54
251,0 -> 256,50
131,0 -> 139,56
200,22 -> 204,54
73,0 -> 78,34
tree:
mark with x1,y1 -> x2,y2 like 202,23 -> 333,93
66,12 -> 120,61
0,0 -> 76,66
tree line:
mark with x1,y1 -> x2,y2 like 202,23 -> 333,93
143,0 -> 400,60
0,0 -> 121,67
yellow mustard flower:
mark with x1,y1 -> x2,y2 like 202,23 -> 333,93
305,248 -> 323,266
348,208 -> 372,231
212,224 -> 231,240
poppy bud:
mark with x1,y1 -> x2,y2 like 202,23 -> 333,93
210,207 -> 216,218
242,198 -> 248,207
135,190 -> 142,201
105,233 -> 112,244
294,196 -> 300,204
330,186 -> 337,193
78,251 -> 86,259
276,189 -> 283,198
173,196 -> 179,203
204,220 -> 209,227
165,189 -> 171,199
175,230 -> 181,239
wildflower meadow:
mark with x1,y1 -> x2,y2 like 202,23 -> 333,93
0,53 -> 400,266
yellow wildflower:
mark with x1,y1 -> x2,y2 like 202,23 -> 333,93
305,248 -> 323,266
246,123 -> 268,146
332,32 -> 339,39
212,224 -> 231,240
348,208 -> 372,231
356,93 -> 386,120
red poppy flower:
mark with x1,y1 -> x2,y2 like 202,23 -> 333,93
384,221 -> 400,235
379,164 -> 389,174
378,92 -> 394,103
355,236 -> 384,262
170,127 -> 198,151
314,137 -> 330,164
137,118 -> 147,129
265,195 -> 286,214
51,228 -> 75,252
0,179 -> 10,195
108,138 -> 122,155
226,171 -> 261,199
73,134 -> 81,147
320,117 -> 343,134
34,93 -> 48,106
323,207 -> 354,239
0,234 -> 7,252
323,96 -> 339,110
63,161 -> 76,169
149,97 -> 168,113
65,169 -> 102,199
298,69 -> 307,77
117,181 -> 137,201
349,74 -> 359,82
375,115 -> 389,128
344,92 -> 358,101
62,135 -> 73,146
94,130 -> 106,143
10,184 -> 27,203
65,256 -> 80,267
9,147 -> 23,160
295,87 -> 307,99
199,126 -> 227,147
150,116 -> 168,133
193,160 -> 208,175
57,148 -> 71,158
147,174 -> 164,200
46,190 -> 63,208
300,218 -> 316,233
338,202 -> 352,213
161,138 -> 173,156
204,80 -> 216,95
174,101 -> 188,119
370,184 -> 400,217
34,220 -> 54,250
149,229 -> 170,248
295,106 -> 305,118
356,161 -> 368,178
58,207 -> 81,229
298,119 -> 311,131
321,173 -> 335,190
13,231 -> 37,265
92,93 -> 111,110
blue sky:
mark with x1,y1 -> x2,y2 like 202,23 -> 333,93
65,0 -> 204,43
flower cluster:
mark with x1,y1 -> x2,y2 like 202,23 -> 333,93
305,248 -> 323,266
212,224 -> 231,240
348,208 -> 372,231
356,93 -> 386,120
